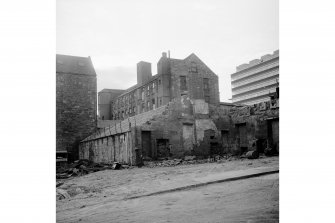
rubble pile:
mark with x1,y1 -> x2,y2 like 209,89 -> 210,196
144,155 -> 240,167
56,159 -> 125,179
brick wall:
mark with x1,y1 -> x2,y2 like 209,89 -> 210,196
56,72 -> 97,161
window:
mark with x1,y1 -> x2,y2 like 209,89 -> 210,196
158,79 -> 161,85
142,88 -> 145,100
147,101 -> 150,110
205,96 -> 210,103
147,85 -> 150,96
180,76 -> 187,91
203,78 -> 209,92
152,98 -> 156,109
190,62 -> 197,73
159,98 -> 162,106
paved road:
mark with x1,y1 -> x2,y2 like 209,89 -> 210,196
57,173 -> 279,223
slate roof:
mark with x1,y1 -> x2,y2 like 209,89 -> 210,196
56,54 -> 96,75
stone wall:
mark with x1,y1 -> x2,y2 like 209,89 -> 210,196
79,96 -> 220,164
210,99 -> 279,155
170,54 -> 220,105
56,72 -> 97,161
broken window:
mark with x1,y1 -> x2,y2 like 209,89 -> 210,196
180,76 -> 187,91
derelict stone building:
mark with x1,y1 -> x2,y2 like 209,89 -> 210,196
98,52 -> 220,120
79,52 -> 279,166
56,54 -> 97,162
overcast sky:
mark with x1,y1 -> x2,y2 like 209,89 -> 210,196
57,0 -> 278,102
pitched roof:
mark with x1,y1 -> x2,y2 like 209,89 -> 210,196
56,54 -> 96,75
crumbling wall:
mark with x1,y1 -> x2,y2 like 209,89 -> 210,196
211,99 -> 279,155
133,97 -> 220,159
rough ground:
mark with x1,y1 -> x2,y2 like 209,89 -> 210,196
58,173 -> 279,223
57,156 -> 278,216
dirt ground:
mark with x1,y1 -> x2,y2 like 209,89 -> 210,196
58,173 -> 279,223
57,156 -> 278,215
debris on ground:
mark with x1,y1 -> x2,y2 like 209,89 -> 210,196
144,155 -> 242,168
246,150 -> 259,159
56,159 -> 128,179
184,156 -> 196,161
264,147 -> 278,157
112,162 -> 122,170
56,182 -> 64,187
56,189 -> 70,200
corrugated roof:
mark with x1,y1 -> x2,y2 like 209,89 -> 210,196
56,54 -> 96,75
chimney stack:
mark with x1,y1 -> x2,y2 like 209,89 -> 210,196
137,61 -> 152,85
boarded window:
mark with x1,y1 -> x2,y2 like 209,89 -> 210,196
180,76 -> 187,91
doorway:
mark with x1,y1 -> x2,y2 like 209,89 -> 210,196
267,118 -> 279,153
156,139 -> 170,158
141,131 -> 152,159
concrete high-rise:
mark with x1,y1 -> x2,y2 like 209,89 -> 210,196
231,50 -> 279,105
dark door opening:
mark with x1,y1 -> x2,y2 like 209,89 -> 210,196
141,131 -> 152,159
156,139 -> 170,158
267,118 -> 279,153
221,130 -> 229,154
235,123 -> 247,154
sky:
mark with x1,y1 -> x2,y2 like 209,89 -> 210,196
57,0 -> 278,102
